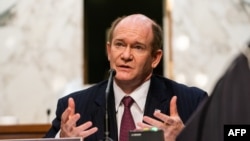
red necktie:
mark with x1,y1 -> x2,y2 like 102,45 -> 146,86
119,96 -> 136,141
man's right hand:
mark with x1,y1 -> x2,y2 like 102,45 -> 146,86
60,97 -> 98,138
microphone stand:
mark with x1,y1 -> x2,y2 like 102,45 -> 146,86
104,69 -> 116,141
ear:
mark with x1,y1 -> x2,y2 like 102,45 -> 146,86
151,49 -> 163,68
106,42 -> 111,61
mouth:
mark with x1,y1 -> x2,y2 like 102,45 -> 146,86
117,65 -> 132,71
120,64 -> 131,68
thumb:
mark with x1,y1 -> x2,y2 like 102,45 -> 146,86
68,97 -> 75,116
170,96 -> 179,116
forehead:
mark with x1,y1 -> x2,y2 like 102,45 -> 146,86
113,15 -> 153,42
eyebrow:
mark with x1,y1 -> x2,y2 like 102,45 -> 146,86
114,38 -> 145,45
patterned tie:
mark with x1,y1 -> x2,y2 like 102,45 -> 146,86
119,96 -> 136,141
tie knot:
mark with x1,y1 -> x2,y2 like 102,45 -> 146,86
122,96 -> 134,107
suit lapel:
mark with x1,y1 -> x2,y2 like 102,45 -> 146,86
93,81 -> 118,140
144,75 -> 174,117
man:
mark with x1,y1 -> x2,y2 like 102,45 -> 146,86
44,14 -> 208,141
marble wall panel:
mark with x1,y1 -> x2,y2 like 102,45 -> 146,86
0,0 -> 249,123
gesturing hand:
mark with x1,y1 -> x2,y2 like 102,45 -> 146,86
137,96 -> 185,141
60,97 -> 98,138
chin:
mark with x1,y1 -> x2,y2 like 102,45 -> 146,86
116,74 -> 133,81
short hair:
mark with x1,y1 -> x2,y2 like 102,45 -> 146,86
107,15 -> 163,55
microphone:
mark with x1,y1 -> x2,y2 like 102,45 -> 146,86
105,69 -> 116,98
104,69 -> 116,141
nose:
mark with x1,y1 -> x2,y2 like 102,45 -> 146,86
121,46 -> 133,61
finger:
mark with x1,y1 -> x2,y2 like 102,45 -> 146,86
77,121 -> 94,131
60,113 -> 81,138
61,107 -> 72,123
153,110 -> 174,125
61,98 -> 76,124
79,127 -> 98,138
66,113 -> 81,128
142,116 -> 163,128
170,96 -> 179,116
68,97 -> 75,116
137,122 -> 152,129
76,121 -> 98,138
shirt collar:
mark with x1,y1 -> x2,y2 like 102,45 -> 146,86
114,79 -> 150,113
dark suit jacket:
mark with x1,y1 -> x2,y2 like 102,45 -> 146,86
44,74 -> 208,141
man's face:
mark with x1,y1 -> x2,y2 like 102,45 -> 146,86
106,16 -> 162,85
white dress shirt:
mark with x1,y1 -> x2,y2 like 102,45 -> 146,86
114,79 -> 150,137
